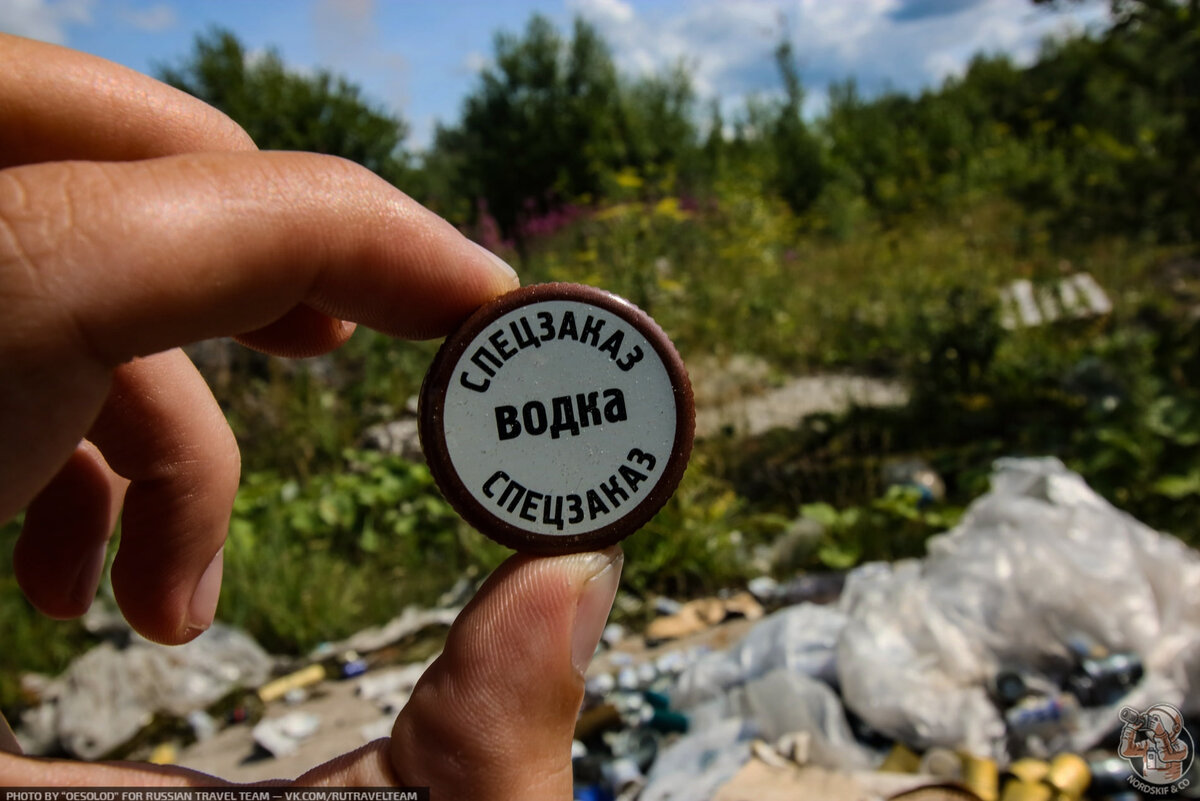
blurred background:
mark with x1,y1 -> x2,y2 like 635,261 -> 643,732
2,0 -> 1199,778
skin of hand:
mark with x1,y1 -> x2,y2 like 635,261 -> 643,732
0,33 -> 622,796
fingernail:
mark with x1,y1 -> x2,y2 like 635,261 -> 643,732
188,547 -> 224,634
570,549 -> 623,675
70,540 -> 109,611
471,241 -> 519,286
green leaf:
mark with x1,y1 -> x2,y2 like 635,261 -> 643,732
817,540 -> 861,569
1153,472 -> 1200,499
801,502 -> 841,528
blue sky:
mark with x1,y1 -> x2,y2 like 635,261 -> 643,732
2,0 -> 1110,150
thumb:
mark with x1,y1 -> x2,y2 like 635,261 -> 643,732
388,548 -> 622,798
0,548 -> 622,788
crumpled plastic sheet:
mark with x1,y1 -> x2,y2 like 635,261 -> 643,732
643,457 -> 1200,798
18,623 -> 273,759
639,719 -> 757,801
671,602 -> 846,710
837,457 -> 1200,759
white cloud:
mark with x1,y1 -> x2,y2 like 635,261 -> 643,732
572,0 -> 635,25
570,0 -> 1110,112
0,0 -> 93,44
462,51 -> 490,75
311,0 -> 409,112
118,2 -> 176,32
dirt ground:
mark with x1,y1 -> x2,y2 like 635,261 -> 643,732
173,616 -> 760,781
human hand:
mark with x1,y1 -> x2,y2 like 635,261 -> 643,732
0,33 -> 621,795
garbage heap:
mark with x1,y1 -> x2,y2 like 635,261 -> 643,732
574,458 -> 1200,801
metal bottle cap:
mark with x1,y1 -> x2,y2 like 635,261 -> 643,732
419,283 -> 694,554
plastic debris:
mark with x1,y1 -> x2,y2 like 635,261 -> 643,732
645,592 -> 764,644
252,711 -> 321,758
258,663 -> 326,704
359,717 -> 394,743
148,742 -> 177,765
671,602 -> 846,710
640,718 -> 756,801
17,623 -> 272,759
602,623 -> 626,648
315,605 -> 459,656
836,457 -> 1200,760
998,273 -> 1111,329
360,417 -> 424,462
356,660 -> 431,703
186,710 -> 218,742
881,459 -> 946,504
283,687 -> 309,705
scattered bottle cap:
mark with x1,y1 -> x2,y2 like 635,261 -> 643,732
420,283 -> 694,554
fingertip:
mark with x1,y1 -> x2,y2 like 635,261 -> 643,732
388,547 -> 622,797
14,443 -> 123,620
469,241 -> 520,293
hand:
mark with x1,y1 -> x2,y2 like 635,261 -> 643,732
0,33 -> 621,795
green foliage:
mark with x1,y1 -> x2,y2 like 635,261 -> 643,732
430,15 -> 696,244
621,455 -> 773,599
159,28 -> 409,183
801,488 -> 962,570
221,450 -> 507,653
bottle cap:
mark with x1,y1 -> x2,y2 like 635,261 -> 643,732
419,283 -> 694,554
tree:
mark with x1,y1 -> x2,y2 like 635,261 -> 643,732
1027,0 -> 1199,240
159,28 -> 409,184
769,40 -> 825,213
431,15 -> 698,246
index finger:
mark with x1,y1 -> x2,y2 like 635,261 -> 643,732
0,32 -> 256,167
0,151 -> 518,519
0,151 -> 519,364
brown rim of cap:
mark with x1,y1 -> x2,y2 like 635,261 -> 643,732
418,282 -> 695,555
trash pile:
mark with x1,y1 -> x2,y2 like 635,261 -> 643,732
8,457 -> 1200,800
574,458 -> 1200,800
16,623 -> 273,760
12,602 -> 458,764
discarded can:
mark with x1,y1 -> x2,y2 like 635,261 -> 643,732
992,670 -> 1029,709
1067,653 -> 1143,707
573,784 -> 614,801
643,690 -> 670,711
880,743 -> 923,774
1004,693 -> 1078,739
998,779 -> 1052,801
1045,753 -> 1090,797
1086,756 -> 1134,796
148,741 -> 178,765
961,752 -> 1000,801
648,709 -> 689,735
1007,758 -> 1049,784
340,658 -> 368,679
